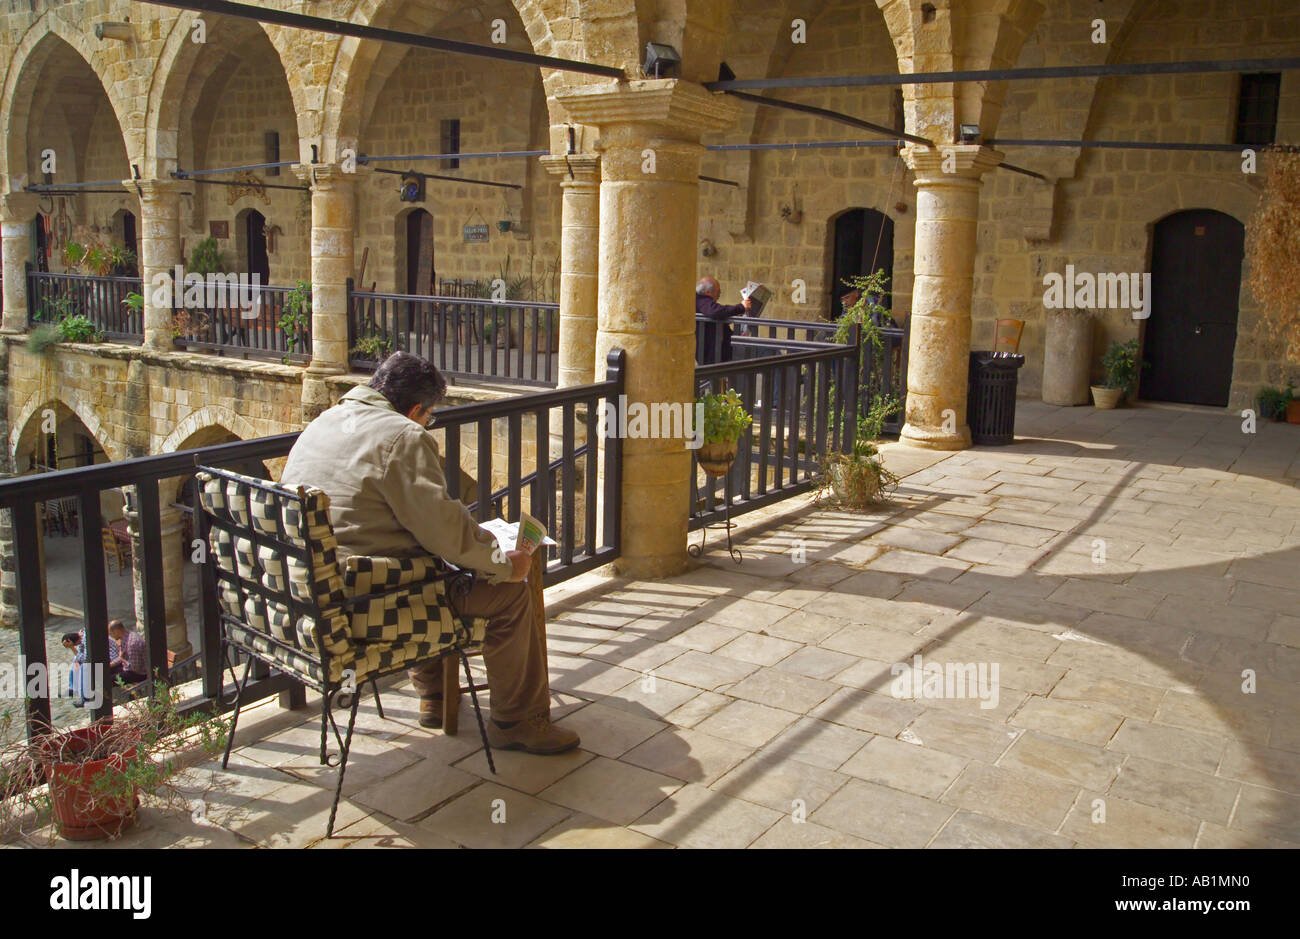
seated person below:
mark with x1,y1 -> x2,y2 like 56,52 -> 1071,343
695,275 -> 752,365
280,351 -> 579,755
107,619 -> 148,685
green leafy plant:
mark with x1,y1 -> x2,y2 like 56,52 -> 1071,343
37,294 -> 76,323
1100,338 -> 1143,392
27,324 -> 61,356
170,308 -> 210,342
0,677 -> 228,845
188,237 -> 227,276
56,315 -> 103,344
123,292 -> 144,314
1257,382 -> 1295,421
818,395 -> 902,508
279,280 -> 312,361
697,388 -> 753,445
350,331 -> 393,360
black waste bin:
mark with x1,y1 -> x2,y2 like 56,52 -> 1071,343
967,351 -> 1025,445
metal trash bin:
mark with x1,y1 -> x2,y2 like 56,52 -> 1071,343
967,351 -> 1025,445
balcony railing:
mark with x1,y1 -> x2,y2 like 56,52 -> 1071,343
172,283 -> 310,363
695,312 -> 907,435
26,266 -> 143,341
692,337 -> 860,530
0,352 -> 625,741
349,283 -> 560,386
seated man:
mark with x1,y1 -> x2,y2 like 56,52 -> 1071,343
695,275 -> 752,365
280,352 -> 579,755
107,619 -> 148,685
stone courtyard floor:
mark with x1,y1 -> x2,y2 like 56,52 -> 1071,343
37,400 -> 1300,849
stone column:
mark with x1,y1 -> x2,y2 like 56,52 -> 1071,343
293,164 -> 358,423
539,153 -> 601,388
1,193 -> 40,333
134,179 -> 185,352
898,145 -> 1003,450
556,81 -> 739,578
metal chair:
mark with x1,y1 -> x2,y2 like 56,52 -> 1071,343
194,465 -> 496,837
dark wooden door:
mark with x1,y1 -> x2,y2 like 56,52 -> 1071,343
830,208 -> 893,316
1143,209 -> 1243,407
244,210 -> 270,282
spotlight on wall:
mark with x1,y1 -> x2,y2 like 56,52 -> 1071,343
959,124 -> 981,144
717,61 -> 736,83
399,171 -> 425,203
94,22 -> 133,41
644,43 -> 681,79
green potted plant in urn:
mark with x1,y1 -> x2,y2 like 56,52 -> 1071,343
1091,338 -> 1142,409
695,388 -> 752,477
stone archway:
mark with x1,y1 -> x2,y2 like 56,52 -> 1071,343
10,388 -> 124,469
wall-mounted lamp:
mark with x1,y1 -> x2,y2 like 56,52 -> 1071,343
700,239 -> 717,258
94,22 -> 133,41
959,124 -> 981,144
644,43 -> 681,79
779,204 -> 803,225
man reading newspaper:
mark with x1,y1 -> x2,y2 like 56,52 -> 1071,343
281,352 -> 578,754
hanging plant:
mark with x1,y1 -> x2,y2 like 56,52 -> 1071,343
279,280 -> 312,361
1244,149 -> 1300,363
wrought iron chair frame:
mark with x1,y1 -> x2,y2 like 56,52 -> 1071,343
195,465 -> 495,838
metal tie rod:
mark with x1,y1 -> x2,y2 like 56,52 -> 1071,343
724,89 -> 934,147
988,138 -> 1300,152
706,56 -> 1300,91
26,180 -> 128,190
359,150 -> 547,165
136,0 -> 624,78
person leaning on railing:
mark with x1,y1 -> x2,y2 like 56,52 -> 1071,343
279,352 -> 579,755
695,275 -> 752,365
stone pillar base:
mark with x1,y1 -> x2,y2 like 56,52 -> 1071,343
899,422 -> 972,450
301,371 -> 336,425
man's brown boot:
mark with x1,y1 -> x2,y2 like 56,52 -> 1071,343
418,695 -> 442,729
486,714 -> 580,754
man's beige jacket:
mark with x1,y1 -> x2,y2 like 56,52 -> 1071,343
281,385 -> 513,583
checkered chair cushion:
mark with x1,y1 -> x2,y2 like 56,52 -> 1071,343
197,468 -> 483,688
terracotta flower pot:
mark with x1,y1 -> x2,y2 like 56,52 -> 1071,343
698,440 -> 739,477
1091,385 -> 1125,410
1287,399 -> 1300,424
41,724 -> 139,841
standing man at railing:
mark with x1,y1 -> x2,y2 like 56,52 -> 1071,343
280,352 -> 580,755
695,276 -> 752,365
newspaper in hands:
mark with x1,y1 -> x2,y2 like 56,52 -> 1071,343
515,511 -> 547,555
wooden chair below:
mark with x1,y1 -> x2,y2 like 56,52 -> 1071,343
994,318 -> 1025,354
101,526 -> 130,574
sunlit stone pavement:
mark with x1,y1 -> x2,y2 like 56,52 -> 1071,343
57,401 -> 1300,849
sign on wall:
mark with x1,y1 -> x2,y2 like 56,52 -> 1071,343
209,220 -> 229,239
463,223 -> 489,243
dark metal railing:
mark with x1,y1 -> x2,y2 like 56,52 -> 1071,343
694,312 -> 908,434
26,265 -> 143,340
349,281 -> 560,385
0,351 -> 625,740
172,282 -> 310,363
691,339 -> 859,530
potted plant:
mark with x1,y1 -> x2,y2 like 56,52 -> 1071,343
350,331 -> 393,362
188,236 -> 227,276
0,679 -> 228,844
1257,383 -> 1294,422
170,308 -> 211,350
279,280 -> 312,362
818,395 -> 901,508
56,314 -> 104,344
696,387 -> 752,476
1092,338 -> 1142,409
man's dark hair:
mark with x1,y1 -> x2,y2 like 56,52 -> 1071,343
369,352 -> 448,415
61,631 -> 81,646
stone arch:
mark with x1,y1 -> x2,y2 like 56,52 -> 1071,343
146,13 -> 317,179
0,17 -> 139,188
9,388 -> 124,468
159,405 -> 259,456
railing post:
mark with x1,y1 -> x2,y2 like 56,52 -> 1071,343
601,348 -> 625,555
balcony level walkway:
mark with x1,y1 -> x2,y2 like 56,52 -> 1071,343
52,401 -> 1300,849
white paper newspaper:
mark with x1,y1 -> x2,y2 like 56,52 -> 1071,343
480,512 -> 556,556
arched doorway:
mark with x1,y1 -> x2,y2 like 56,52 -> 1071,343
1143,209 -> 1244,407
238,209 -> 271,282
829,208 -> 894,317
401,208 -> 435,295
